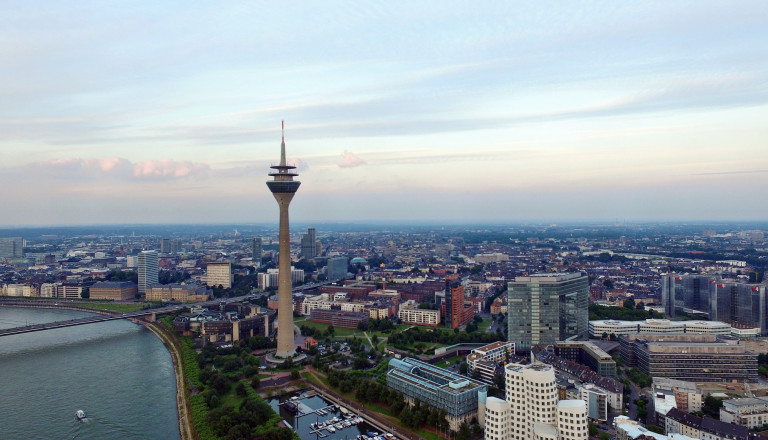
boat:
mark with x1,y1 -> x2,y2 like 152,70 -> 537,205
327,426 -> 336,433
343,421 -> 351,428
283,401 -> 298,413
75,409 -> 86,420
335,423 -> 343,430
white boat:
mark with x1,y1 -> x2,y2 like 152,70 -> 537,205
75,409 -> 86,420
327,426 -> 336,433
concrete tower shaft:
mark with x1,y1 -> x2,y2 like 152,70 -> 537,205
267,121 -> 300,358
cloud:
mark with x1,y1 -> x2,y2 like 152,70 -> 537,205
694,169 -> 768,176
338,150 -> 366,168
29,157 -> 211,181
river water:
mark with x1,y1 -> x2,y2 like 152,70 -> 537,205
0,307 -> 180,440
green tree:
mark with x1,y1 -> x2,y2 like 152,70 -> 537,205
623,298 -> 635,309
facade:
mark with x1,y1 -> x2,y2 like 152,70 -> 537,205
266,121 -> 301,358
445,275 -> 463,329
589,319 -> 731,338
309,308 -> 369,329
466,341 -> 515,384
580,384 -> 608,422
137,250 -> 159,297
327,256 -> 348,282
386,357 -> 486,430
508,273 -> 589,352
300,227 -> 318,259
620,334 -> 758,382
398,300 -> 441,326
554,341 -> 617,378
258,267 -> 304,289
252,237 -> 262,266
146,284 -> 210,303
0,237 -> 23,259
206,261 -> 232,289
57,283 -> 83,299
720,397 -> 768,429
663,274 -> 768,335
485,362 -> 588,440
90,281 -> 138,300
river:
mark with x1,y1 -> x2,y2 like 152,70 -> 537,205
0,307 -> 180,440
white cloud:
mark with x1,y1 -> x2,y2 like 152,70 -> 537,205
338,150 -> 366,168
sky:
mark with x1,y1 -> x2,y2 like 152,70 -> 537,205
1,1 -> 767,226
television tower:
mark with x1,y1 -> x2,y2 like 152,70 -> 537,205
266,121 -> 301,358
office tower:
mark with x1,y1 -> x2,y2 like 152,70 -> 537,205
266,121 -> 300,358
0,237 -> 23,259
485,362 -> 588,440
663,274 -> 768,334
300,227 -> 317,259
252,237 -> 263,267
662,273 -> 718,317
137,250 -> 159,297
160,238 -> 171,253
386,357 -> 487,430
326,256 -> 348,281
508,273 -> 588,352
445,275 -> 466,329
206,261 -> 232,289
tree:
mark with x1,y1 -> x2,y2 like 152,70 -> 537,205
457,422 -> 471,440
327,325 -> 335,337
623,298 -> 635,310
703,395 -> 724,418
599,433 -> 610,440
588,422 -> 598,436
290,370 -> 300,380
459,362 -> 468,375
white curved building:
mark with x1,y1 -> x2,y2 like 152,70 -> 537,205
589,318 -> 732,338
485,362 -> 588,440
556,400 -> 588,440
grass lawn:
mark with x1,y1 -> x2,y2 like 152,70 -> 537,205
77,303 -> 146,313
433,354 -> 464,369
220,388 -> 245,410
477,317 -> 493,332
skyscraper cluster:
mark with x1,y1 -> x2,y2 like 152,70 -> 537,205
662,274 -> 768,334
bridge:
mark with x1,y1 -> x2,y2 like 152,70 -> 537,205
0,298 -> 182,337
0,281 -> 333,337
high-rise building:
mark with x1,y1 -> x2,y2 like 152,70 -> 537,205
266,121 -> 301,358
508,273 -> 589,352
663,274 -> 768,334
160,238 -> 172,253
206,261 -> 232,289
445,275 -> 465,329
326,256 -> 348,282
300,227 -> 318,259
0,237 -> 23,259
485,362 -> 588,440
252,237 -> 263,266
137,250 -> 159,297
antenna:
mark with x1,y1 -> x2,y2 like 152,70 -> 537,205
280,120 -> 287,167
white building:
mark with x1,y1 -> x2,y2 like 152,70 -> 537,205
398,300 -> 441,326
720,397 -> 768,429
589,319 -> 732,338
580,384 -> 608,422
137,250 -> 159,297
206,261 -> 232,289
485,362 -> 588,440
258,267 -> 304,289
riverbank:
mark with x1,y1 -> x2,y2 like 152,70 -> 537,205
142,320 -> 195,440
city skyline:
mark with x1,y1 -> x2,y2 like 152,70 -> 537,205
2,2 -> 767,225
